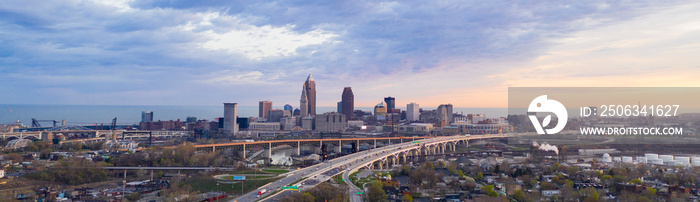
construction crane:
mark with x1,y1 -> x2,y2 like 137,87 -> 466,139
31,118 -> 58,127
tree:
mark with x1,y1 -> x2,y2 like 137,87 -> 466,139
644,187 -> 657,199
300,192 -> 315,202
366,180 -> 387,202
579,187 -> 599,202
481,185 -> 498,197
539,182 -> 558,190
422,162 -> 434,170
512,190 -> 527,202
40,148 -> 53,159
6,153 -> 23,163
475,172 -> 484,181
629,178 -> 642,184
402,194 -> 413,202
564,179 -> 574,188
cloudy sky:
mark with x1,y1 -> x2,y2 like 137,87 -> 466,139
1,0 -> 699,108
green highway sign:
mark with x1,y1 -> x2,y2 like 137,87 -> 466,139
412,141 -> 421,143
281,186 -> 298,190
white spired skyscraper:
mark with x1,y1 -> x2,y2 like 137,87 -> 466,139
223,103 -> 238,135
407,103 -> 419,122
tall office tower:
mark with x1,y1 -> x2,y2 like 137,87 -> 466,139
374,102 -> 387,116
437,105 -> 448,127
259,101 -> 272,119
141,111 -> 153,123
407,103 -> 420,121
304,74 -> 316,115
337,102 -> 343,114
223,103 -> 239,135
342,87 -> 354,120
445,104 -> 454,123
384,97 -> 395,112
300,87 -> 308,116
437,104 -> 454,124
269,109 -> 284,122
284,104 -> 293,116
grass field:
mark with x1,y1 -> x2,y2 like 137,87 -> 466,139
260,169 -> 290,174
332,173 -> 343,184
220,175 -> 273,180
186,176 -> 282,195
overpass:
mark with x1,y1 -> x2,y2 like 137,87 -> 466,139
236,134 -> 512,201
180,136 -> 431,163
340,134 -> 511,202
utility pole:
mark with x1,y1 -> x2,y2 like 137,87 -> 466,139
122,170 -> 126,199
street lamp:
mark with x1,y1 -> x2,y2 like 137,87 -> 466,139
217,182 -> 220,193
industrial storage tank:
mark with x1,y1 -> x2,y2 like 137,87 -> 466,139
602,153 -> 612,163
691,157 -> 700,167
659,155 -> 674,163
622,156 -> 633,163
645,153 -> 659,160
675,156 -> 691,165
636,157 -> 647,164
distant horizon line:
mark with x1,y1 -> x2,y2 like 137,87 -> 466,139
0,103 -> 508,109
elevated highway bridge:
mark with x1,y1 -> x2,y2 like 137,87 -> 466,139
234,134 -> 516,201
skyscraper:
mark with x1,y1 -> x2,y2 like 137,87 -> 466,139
300,87 -> 308,116
337,101 -> 343,114
342,87 -> 354,120
304,74 -> 316,115
141,111 -> 153,123
374,102 -> 387,117
284,104 -> 293,116
269,109 -> 284,122
223,103 -> 238,135
384,97 -> 395,112
437,104 -> 454,124
259,101 -> 272,119
407,103 -> 419,121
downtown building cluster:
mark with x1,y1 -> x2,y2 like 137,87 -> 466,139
136,74 -> 509,138
214,74 -> 510,139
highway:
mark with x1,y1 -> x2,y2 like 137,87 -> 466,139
104,166 -> 237,170
340,135 -> 493,202
232,135 -> 487,202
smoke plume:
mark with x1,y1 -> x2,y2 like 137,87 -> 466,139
533,141 -> 559,154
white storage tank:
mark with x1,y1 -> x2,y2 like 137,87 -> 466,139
645,153 -> 659,160
602,153 -> 612,163
673,160 -> 689,167
613,157 -> 622,162
651,159 -> 664,165
636,157 -> 647,164
660,155 -> 674,163
691,157 -> 700,167
622,156 -> 633,163
675,157 -> 691,165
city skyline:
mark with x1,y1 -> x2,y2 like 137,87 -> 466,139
2,1 -> 700,108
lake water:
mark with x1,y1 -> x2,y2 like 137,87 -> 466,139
0,104 -> 507,125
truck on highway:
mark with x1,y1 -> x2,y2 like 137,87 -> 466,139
257,189 -> 267,197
